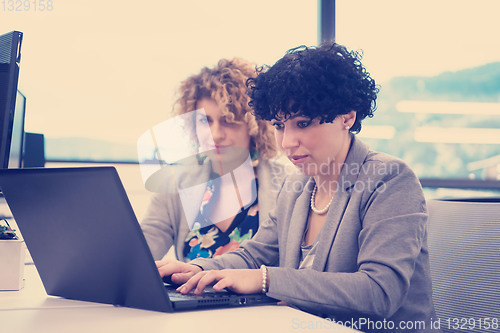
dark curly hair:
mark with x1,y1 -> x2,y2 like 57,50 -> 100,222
247,42 -> 379,133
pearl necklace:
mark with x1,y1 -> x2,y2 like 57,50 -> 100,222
310,183 -> 334,215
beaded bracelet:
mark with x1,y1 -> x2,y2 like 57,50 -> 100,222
260,264 -> 267,293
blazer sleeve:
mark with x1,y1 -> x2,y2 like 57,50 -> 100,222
140,193 -> 180,260
265,160 -> 428,318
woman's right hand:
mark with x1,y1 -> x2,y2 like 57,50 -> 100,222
156,259 -> 202,285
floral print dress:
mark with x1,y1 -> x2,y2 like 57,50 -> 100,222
182,177 -> 259,262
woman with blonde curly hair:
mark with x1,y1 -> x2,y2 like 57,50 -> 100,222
140,58 -> 287,262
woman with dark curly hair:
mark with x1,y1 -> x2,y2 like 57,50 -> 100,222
156,43 -> 438,332
140,58 -> 287,262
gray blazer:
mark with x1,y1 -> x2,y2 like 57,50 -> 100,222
140,159 -> 288,261
191,136 -> 438,332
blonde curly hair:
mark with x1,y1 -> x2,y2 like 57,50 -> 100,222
171,58 -> 278,160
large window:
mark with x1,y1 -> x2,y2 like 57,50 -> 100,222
336,0 -> 500,192
0,1 -> 317,162
3,0 -> 499,196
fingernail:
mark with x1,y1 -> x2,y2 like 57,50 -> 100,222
178,286 -> 186,293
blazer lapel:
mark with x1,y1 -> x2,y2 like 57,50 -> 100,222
284,177 -> 315,269
312,188 -> 352,271
312,135 -> 370,271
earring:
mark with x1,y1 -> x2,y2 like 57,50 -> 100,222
344,125 -> 350,130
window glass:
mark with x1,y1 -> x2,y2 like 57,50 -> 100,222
0,1 -> 317,162
336,0 -> 500,183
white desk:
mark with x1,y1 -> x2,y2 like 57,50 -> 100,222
0,264 -> 105,311
0,265 -> 360,333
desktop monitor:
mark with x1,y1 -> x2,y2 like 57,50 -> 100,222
8,90 -> 26,168
0,31 -> 23,169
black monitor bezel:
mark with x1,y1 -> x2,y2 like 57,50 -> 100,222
0,31 -> 23,169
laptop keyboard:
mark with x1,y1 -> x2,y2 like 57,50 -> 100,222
164,283 -> 276,309
165,285 -> 231,300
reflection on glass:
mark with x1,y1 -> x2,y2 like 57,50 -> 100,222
137,109 -> 257,230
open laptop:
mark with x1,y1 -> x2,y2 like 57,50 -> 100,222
0,166 -> 275,312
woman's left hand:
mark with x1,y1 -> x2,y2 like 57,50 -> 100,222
177,269 -> 262,295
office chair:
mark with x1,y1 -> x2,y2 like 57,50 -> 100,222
427,198 -> 500,333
